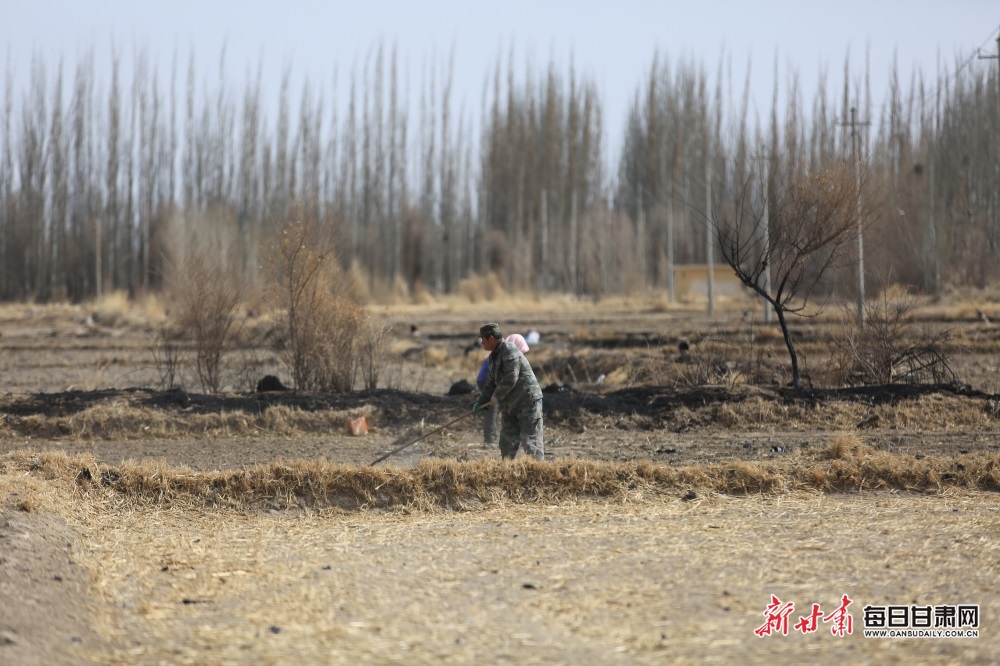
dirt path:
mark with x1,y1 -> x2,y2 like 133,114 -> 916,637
0,508 -> 106,664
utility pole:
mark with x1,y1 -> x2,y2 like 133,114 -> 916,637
705,144 -> 715,317
636,186 -> 645,292
667,177 -> 675,303
978,27 -> 1000,250
839,106 -> 870,324
662,139 -> 676,303
540,189 -> 548,293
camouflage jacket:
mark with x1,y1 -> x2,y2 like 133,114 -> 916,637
478,340 -> 543,412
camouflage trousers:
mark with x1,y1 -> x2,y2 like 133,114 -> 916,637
477,381 -> 500,445
499,399 -> 544,461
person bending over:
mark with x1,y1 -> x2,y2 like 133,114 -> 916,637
473,323 -> 544,460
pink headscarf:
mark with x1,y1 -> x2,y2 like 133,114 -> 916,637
505,333 -> 529,353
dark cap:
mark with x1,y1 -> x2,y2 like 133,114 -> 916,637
479,322 -> 502,338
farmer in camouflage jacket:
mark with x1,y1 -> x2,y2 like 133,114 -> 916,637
472,322 -> 545,460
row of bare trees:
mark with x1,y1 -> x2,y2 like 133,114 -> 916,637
1,44 -> 998,303
619,48 -> 1000,301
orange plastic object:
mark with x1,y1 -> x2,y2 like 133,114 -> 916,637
348,416 -> 369,436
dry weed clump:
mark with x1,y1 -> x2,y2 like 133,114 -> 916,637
831,287 -> 955,386
0,403 -> 375,441
702,395 -> 862,431
821,433 -> 867,460
795,434 -> 1000,492
2,402 -> 177,440
89,290 -> 133,327
6,441 -> 999,514
0,451 -> 104,516
891,394 -> 997,428
422,347 -> 452,368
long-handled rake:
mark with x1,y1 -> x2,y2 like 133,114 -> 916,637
369,411 -> 474,466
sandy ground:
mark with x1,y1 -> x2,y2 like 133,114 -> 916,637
0,510 -> 102,665
1,483 -> 997,664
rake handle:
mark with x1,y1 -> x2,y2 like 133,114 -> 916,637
369,411 -> 473,466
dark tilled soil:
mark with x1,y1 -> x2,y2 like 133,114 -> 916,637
2,382 -> 998,470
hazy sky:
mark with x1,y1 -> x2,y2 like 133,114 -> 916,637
3,0 -> 998,159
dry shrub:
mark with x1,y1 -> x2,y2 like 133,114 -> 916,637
610,355 -> 670,387
266,215 -> 365,392
831,286 -> 954,386
310,299 -> 365,392
156,207 -> 250,393
167,248 -> 245,394
180,267 -> 243,393
390,275 -> 411,302
150,321 -> 184,390
0,451 -> 101,514
358,318 -> 393,390
669,347 -> 747,387
712,460 -> 783,494
133,293 -> 168,323
601,366 -> 631,387
753,325 -> 785,341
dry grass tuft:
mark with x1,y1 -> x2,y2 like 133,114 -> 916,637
0,450 -> 100,514
822,433 -> 868,460
1,403 -> 375,441
90,290 -> 133,327
457,272 -> 509,303
422,347 -> 452,368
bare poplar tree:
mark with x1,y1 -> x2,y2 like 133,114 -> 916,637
422,55 -> 438,289
238,63 -> 262,283
386,47 -> 399,285
0,62 -> 11,297
67,52 -> 94,301
440,49 -> 458,292
21,56 -> 49,299
48,60 -> 68,300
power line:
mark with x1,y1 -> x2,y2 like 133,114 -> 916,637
906,24 -> 1000,110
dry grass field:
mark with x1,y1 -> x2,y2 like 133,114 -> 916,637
2,291 -> 1000,663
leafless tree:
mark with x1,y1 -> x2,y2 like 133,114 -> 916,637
716,161 -> 870,388
172,247 -> 244,394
